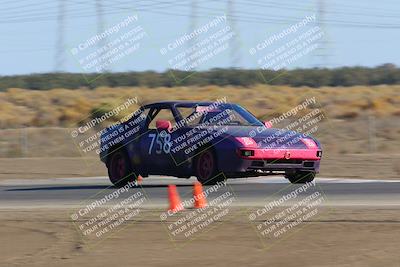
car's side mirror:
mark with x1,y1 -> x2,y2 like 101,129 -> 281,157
156,120 -> 172,132
264,121 -> 273,128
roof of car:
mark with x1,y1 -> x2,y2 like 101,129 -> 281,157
142,100 -> 230,108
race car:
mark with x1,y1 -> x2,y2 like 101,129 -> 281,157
99,101 -> 322,186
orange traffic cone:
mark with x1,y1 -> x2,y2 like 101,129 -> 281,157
193,182 -> 207,208
137,175 -> 143,185
168,185 -> 184,212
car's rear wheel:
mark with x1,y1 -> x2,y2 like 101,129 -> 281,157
286,171 -> 315,184
107,149 -> 136,187
195,149 -> 224,185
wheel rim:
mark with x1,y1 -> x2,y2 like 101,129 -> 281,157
197,151 -> 214,180
111,153 -> 125,182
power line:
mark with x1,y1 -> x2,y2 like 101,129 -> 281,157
237,0 -> 400,18
0,0 -> 57,13
3,0 -> 400,20
2,0 -> 400,30
0,0 -> 189,22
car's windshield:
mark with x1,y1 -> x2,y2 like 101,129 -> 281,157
176,103 -> 263,127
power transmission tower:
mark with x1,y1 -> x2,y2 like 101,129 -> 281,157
315,0 -> 329,68
188,0 -> 198,71
96,0 -> 108,72
55,0 -> 66,71
227,0 -> 241,68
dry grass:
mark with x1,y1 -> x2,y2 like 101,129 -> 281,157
0,85 -> 398,159
0,85 -> 399,128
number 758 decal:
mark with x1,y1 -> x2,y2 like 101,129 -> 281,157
148,132 -> 172,154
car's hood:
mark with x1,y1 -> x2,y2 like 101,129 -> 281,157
210,125 -> 320,149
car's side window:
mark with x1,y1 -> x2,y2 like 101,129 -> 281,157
148,108 -> 176,130
126,107 -> 150,128
176,107 -> 202,126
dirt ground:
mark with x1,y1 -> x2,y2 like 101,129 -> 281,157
1,207 -> 399,267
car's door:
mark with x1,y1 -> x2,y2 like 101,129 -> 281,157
139,107 -> 179,175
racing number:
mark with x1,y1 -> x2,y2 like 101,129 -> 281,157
148,133 -> 172,154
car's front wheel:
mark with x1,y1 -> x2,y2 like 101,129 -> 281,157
107,149 -> 136,187
285,171 -> 315,184
195,149 -> 225,185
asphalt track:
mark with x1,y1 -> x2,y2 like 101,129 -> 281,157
1,176 -> 400,208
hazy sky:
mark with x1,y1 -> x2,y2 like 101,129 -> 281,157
0,0 -> 399,75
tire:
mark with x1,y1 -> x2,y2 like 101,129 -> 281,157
194,148 -> 224,185
286,171 -> 315,184
107,148 -> 136,187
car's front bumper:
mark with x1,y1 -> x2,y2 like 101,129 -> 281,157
238,148 -> 321,173
217,147 -> 322,176
246,159 -> 320,172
